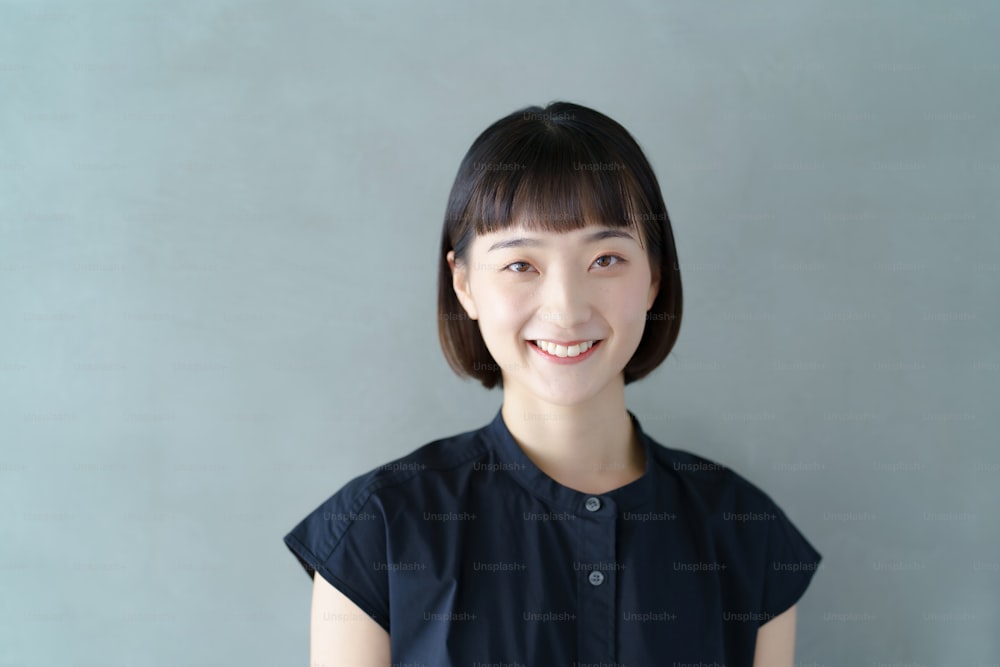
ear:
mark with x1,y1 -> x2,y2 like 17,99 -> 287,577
647,267 -> 661,312
447,250 -> 479,321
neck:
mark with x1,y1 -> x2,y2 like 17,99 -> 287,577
500,378 -> 645,494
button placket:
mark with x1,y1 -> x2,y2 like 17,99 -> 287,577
576,495 -> 617,662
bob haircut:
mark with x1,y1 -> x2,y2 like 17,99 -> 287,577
437,101 -> 682,389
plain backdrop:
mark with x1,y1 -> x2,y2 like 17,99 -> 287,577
1,1 -> 998,664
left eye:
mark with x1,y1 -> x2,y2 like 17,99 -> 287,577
594,255 -> 624,268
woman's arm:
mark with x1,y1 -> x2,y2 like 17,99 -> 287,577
310,570 -> 391,667
752,603 -> 796,667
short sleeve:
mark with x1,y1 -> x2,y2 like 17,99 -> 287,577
283,483 -> 390,631
759,500 -> 822,625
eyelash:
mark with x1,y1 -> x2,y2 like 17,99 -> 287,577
502,255 -> 627,274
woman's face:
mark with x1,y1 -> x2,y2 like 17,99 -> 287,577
448,220 -> 660,408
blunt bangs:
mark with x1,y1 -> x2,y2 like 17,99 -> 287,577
457,124 -> 654,259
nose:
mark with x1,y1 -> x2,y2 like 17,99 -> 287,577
537,264 -> 591,327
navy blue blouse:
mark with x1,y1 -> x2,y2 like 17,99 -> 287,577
283,407 -> 822,665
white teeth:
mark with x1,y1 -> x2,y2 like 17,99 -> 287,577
533,340 -> 596,357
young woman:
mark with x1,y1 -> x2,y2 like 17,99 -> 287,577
284,101 -> 822,666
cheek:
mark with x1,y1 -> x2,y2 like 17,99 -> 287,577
601,278 -> 654,338
623,280 -> 653,313
475,283 -> 530,333
600,274 -> 651,313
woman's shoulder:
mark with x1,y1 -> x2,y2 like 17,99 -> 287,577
308,421 -> 493,516
645,437 -> 787,518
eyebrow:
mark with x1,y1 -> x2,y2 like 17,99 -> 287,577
487,228 -> 637,253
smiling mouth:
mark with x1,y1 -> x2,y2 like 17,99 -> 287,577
529,339 -> 602,358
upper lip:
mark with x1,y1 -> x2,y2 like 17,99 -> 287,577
530,338 -> 601,345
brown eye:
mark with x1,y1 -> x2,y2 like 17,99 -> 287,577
505,261 -> 532,273
594,255 -> 624,268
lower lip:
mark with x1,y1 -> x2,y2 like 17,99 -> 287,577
528,340 -> 602,365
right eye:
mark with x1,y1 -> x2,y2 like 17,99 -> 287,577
503,261 -> 533,273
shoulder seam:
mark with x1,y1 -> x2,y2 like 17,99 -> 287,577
323,428 -> 491,553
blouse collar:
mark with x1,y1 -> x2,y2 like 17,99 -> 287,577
481,405 -> 656,512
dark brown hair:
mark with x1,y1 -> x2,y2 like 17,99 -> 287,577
437,101 -> 682,389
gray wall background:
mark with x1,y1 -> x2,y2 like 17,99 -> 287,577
2,1 -> 997,664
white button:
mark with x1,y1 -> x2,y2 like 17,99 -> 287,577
588,570 -> 605,586
585,497 -> 601,512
